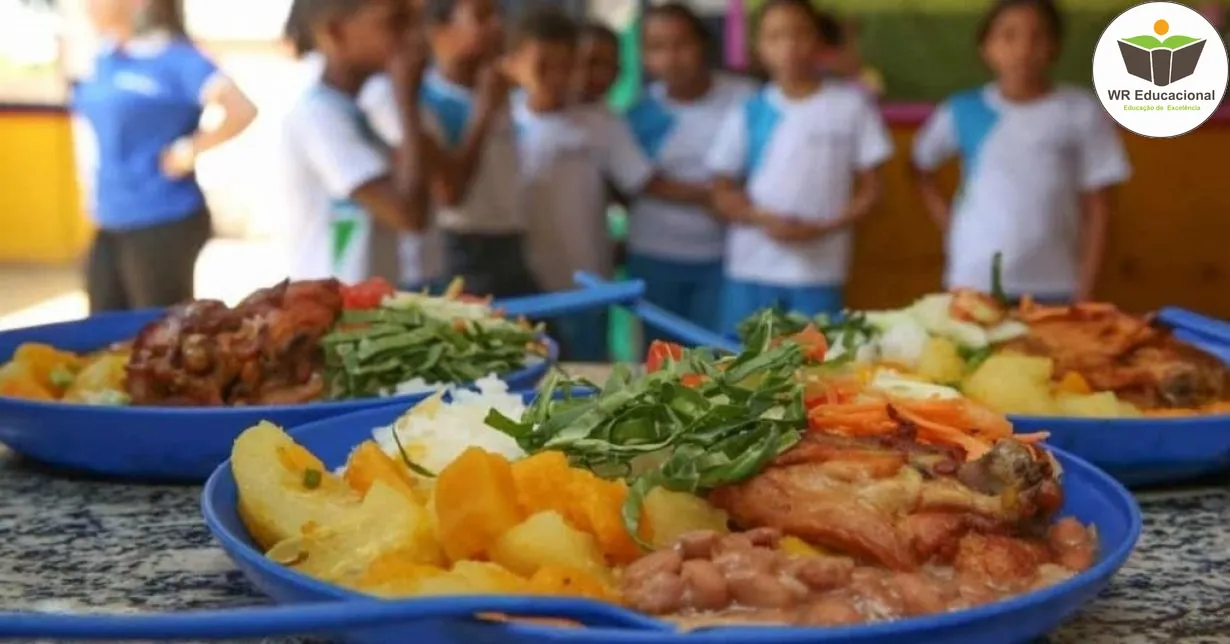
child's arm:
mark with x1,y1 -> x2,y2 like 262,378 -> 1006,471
428,63 -> 509,207
761,168 -> 883,242
642,176 -> 712,209
911,104 -> 959,231
306,38 -> 431,233
705,105 -> 763,224
1074,100 -> 1132,301
1076,190 -> 1112,302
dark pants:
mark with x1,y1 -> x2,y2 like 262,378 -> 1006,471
442,231 -> 539,299
86,209 -> 211,313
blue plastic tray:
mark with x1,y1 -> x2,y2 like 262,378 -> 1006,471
0,310 -> 554,482
195,400 -> 1141,644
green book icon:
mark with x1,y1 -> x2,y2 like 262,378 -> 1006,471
1118,33 -> 1207,86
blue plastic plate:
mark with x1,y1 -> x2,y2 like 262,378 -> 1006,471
201,401 -> 1142,644
0,310 -> 556,481
1008,328 -> 1230,487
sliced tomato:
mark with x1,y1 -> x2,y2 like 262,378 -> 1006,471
680,373 -> 707,388
645,340 -> 685,373
342,277 -> 396,310
790,324 -> 829,362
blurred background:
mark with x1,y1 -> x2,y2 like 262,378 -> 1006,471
1,0 -> 1228,333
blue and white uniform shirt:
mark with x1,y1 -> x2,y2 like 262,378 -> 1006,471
514,99 -> 654,292
624,73 -> 757,262
913,84 -> 1131,297
707,81 -> 893,286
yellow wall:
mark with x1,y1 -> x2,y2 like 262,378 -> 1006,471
0,111 -> 88,263
848,123 -> 1230,318
2,110 -> 1229,316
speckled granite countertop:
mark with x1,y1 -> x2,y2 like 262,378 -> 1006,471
1,365 -> 1228,643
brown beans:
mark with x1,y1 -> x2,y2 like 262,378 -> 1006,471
800,594 -> 865,626
674,531 -> 722,560
727,573 -> 797,608
622,549 -> 682,586
744,527 -> 783,548
680,560 -> 729,611
713,546 -> 777,579
783,556 -> 855,592
624,571 -> 686,615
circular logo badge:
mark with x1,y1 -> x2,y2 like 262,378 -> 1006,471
1093,1 -> 1229,138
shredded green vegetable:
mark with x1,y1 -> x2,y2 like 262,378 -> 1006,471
485,315 -> 809,546
736,306 -> 879,354
321,305 -> 542,400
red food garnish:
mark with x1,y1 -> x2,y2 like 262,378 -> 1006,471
645,340 -> 685,373
341,278 -> 396,310
772,324 -> 829,363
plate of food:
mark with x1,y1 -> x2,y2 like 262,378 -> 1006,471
0,277 -> 604,481
727,284 -> 1230,486
201,317 -> 1141,644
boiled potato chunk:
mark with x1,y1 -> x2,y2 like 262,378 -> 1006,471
1057,392 -> 1142,419
355,560 -> 526,598
962,354 -> 1056,416
916,337 -> 966,385
63,354 -> 129,403
232,422 -> 360,551
642,488 -> 730,549
433,448 -> 523,562
489,511 -> 611,584
267,481 -> 443,584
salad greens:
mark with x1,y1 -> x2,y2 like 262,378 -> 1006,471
485,314 -> 809,544
320,304 -> 541,400
736,306 -> 880,352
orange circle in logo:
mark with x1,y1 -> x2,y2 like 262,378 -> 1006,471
1155,19 -> 1169,35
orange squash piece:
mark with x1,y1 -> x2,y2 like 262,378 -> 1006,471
433,448 -> 524,562
527,565 -> 622,604
511,451 -> 645,565
343,441 -> 419,502
13,343 -> 81,394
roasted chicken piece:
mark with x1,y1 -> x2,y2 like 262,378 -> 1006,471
709,432 -> 1063,571
125,279 -> 343,406
1005,300 -> 1229,409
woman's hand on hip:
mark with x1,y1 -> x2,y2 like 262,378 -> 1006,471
160,136 -> 197,179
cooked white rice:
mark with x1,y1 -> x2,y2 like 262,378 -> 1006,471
370,375 -> 527,475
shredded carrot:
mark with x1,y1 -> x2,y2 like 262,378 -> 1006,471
1014,432 -> 1051,443
806,387 -> 1033,462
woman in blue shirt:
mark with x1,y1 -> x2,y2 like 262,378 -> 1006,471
74,0 -> 257,312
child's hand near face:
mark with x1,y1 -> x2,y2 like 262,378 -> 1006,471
390,28 -> 430,99
475,60 -> 511,118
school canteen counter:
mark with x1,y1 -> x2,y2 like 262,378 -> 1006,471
3,102 -> 1229,317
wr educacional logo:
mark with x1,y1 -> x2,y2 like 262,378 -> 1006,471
1115,18 -> 1207,88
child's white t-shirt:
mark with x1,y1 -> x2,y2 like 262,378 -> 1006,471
707,81 -> 893,286
358,74 -> 443,287
625,73 -> 757,263
913,84 -> 1131,296
278,83 -> 395,283
513,96 -> 653,292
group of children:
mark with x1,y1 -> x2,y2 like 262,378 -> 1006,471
274,0 -> 1130,362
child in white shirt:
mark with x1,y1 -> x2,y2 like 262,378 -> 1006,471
708,0 -> 892,335
913,0 -> 1130,302
505,7 -> 710,361
277,0 -> 431,284
626,2 -> 755,337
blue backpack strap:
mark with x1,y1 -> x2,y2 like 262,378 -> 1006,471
948,88 -> 999,173
744,89 -> 781,179
625,94 -> 676,160
420,82 -> 471,148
